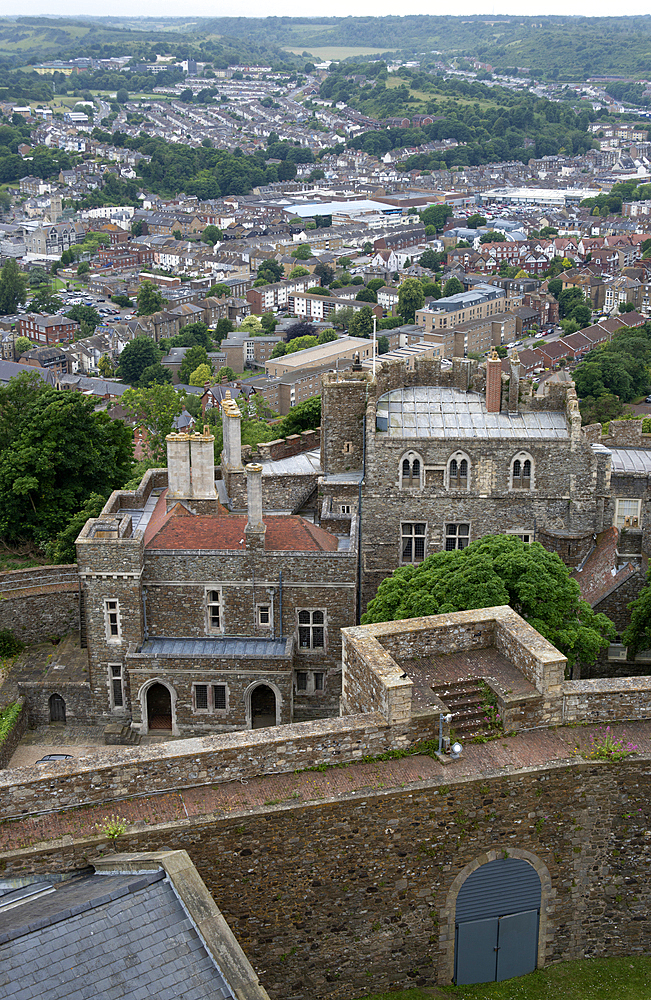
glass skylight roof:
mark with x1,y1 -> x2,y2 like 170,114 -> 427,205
375,386 -> 568,439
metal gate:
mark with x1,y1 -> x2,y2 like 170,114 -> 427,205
455,858 -> 541,985
49,693 -> 66,723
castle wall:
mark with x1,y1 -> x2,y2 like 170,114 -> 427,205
0,566 -> 79,644
3,758 -> 651,999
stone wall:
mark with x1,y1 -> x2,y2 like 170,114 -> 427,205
227,471 -> 318,512
18,679 -> 93,728
563,677 -> 651,723
3,757 -> 651,1000
255,429 -> 321,462
0,713 -> 424,822
0,565 -> 79,644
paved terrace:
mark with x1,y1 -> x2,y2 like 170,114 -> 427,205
2,721 -> 650,854
401,648 -> 539,711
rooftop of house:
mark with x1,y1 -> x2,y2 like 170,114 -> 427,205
375,386 -> 568,439
573,527 -> 639,608
146,504 -> 339,552
0,867 -> 236,1000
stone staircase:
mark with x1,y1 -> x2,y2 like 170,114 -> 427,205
431,678 -> 493,740
104,723 -> 142,747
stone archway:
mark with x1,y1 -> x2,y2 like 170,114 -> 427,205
138,678 -> 178,736
244,680 -> 282,729
440,847 -> 552,984
49,693 -> 66,723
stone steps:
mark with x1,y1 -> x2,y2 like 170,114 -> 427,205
104,723 -> 141,747
432,679 -> 494,739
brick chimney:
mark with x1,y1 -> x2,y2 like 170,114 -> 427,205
486,348 -> 502,413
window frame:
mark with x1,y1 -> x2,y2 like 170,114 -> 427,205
400,451 -> 423,490
205,587 -> 223,634
445,522 -> 471,551
108,662 -> 124,711
510,452 -> 534,491
615,498 -> 642,528
401,521 -> 427,564
192,681 -> 229,714
448,451 -> 470,490
103,599 -> 122,644
257,604 -> 271,628
506,531 -> 533,544
296,608 -> 327,653
294,670 -> 326,695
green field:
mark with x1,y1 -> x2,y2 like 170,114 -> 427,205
288,46 -> 391,61
352,954 -> 651,1000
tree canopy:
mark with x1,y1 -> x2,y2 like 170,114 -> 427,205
362,534 -> 615,671
117,337 -> 164,386
0,259 -> 28,315
120,383 -> 183,465
398,278 -> 425,322
136,280 -> 166,316
0,374 -> 133,549
622,570 -> 651,658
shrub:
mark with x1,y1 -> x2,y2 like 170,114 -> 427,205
0,630 -> 25,658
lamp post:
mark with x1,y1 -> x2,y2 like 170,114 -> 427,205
438,712 -> 452,754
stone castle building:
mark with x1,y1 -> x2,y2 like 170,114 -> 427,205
319,351 -> 617,609
11,355 -> 651,737
76,395 -> 356,737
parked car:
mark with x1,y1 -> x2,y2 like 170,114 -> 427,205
35,754 -> 73,764
645,396 -> 651,404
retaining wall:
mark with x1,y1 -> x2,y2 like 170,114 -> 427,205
0,566 -> 79,644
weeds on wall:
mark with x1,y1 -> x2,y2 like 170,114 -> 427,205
0,701 -> 21,747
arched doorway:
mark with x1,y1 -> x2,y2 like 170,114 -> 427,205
250,684 -> 276,729
49,693 -> 66,723
146,683 -> 172,731
454,857 -> 542,985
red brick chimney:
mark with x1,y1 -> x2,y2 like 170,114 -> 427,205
486,348 -> 502,413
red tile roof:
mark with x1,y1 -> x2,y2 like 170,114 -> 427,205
146,507 -> 339,552
573,527 -> 637,606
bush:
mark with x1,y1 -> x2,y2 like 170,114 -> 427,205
0,701 -> 21,744
0,630 -> 25,658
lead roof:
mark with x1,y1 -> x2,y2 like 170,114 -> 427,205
376,386 -> 568,439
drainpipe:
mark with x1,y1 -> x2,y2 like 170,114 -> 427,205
278,570 -> 283,642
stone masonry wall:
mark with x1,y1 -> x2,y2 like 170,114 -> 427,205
0,714 -> 422,821
0,565 -> 79,644
563,677 -> 651,723
3,758 -> 651,1000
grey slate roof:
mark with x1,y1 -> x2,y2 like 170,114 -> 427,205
376,386 -> 569,440
0,872 -> 235,999
139,636 -> 293,658
609,448 -> 651,475
0,360 -> 55,386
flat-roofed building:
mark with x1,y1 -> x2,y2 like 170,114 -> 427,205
265,337 -> 374,377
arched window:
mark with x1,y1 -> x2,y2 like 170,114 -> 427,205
511,454 -> 533,490
448,453 -> 470,490
400,453 -> 422,489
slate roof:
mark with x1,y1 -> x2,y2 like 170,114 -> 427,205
139,636 -> 292,658
146,507 -> 339,552
0,871 -> 235,999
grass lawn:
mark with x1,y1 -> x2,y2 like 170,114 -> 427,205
351,954 -> 651,1000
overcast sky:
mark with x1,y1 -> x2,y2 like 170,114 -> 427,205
12,2 -> 651,19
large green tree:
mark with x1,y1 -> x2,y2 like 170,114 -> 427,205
622,570 -> 651,657
120,383 -> 183,464
397,278 -> 425,323
117,337 -> 163,386
136,281 -> 166,316
0,259 -> 28,315
277,396 -> 321,437
179,345 -> 210,384
0,374 -> 132,548
349,305 -> 374,338
443,276 -> 464,297
362,534 -> 615,672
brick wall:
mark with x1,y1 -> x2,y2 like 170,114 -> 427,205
3,758 -> 651,999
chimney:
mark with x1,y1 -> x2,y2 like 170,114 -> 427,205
486,348 -> 502,413
166,432 -> 191,497
245,463 -> 265,550
508,350 -> 521,413
190,425 -> 216,499
221,390 -> 243,472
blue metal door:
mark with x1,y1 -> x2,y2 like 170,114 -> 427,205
455,918 -> 498,985
497,910 -> 539,981
455,859 -> 541,985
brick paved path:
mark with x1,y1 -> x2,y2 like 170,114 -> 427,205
2,721 -> 650,853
